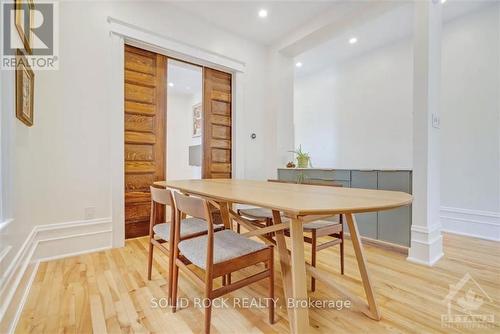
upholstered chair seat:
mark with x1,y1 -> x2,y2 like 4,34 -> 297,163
153,217 -> 223,240
178,230 -> 267,269
238,208 -> 341,230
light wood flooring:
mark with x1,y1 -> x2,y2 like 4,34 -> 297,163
15,233 -> 500,333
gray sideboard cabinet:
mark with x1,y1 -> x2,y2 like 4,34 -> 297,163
277,168 -> 412,247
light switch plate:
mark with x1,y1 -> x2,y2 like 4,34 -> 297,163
84,207 -> 96,220
432,114 -> 440,129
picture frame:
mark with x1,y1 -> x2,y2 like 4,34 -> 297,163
16,49 -> 35,127
15,0 -> 35,54
192,103 -> 202,137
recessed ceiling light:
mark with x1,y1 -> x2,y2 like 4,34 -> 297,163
168,82 -> 174,87
349,37 -> 358,45
295,62 -> 303,68
258,9 -> 268,18
441,0 -> 447,3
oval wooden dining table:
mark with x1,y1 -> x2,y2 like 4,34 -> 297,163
154,179 -> 413,334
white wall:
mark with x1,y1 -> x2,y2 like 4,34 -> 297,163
294,39 -> 413,169
441,6 -> 500,213
0,0 -> 274,311
267,49 -> 295,173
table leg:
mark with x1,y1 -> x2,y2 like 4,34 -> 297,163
271,211 -> 295,332
344,213 -> 381,320
289,217 -> 310,333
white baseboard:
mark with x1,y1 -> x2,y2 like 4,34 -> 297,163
440,206 -> 500,241
0,217 -> 113,333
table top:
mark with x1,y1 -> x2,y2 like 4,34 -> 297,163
154,179 -> 412,217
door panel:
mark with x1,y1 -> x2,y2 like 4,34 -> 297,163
124,45 -> 166,239
125,174 -> 155,192
125,144 -> 154,161
203,68 -> 232,179
125,101 -> 155,115
124,70 -> 155,86
212,100 -> 230,115
124,114 -> 154,132
212,148 -> 231,162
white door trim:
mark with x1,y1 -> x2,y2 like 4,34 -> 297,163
107,17 -> 244,247
107,17 -> 246,73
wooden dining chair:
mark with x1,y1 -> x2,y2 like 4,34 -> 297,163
171,191 -> 275,334
237,179 -> 344,292
147,186 -> 224,303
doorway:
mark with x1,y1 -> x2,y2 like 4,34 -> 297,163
166,60 -> 203,180
123,45 -> 233,239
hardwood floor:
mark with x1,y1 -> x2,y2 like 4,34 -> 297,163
15,233 -> 500,333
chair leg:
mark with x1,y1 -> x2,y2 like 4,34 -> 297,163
167,246 -> 174,305
171,245 -> 180,312
204,280 -> 213,334
222,275 -> 226,286
268,248 -> 275,324
227,273 -> 231,285
237,223 -> 240,234
340,230 -> 345,275
171,263 -> 179,312
311,230 -> 317,292
147,240 -> 154,280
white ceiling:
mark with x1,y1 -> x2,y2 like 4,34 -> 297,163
294,0 -> 495,77
171,1 -> 344,45
167,1 -> 494,80
167,59 -> 202,96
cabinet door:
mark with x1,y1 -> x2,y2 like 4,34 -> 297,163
350,171 -> 378,238
377,171 -> 412,246
277,169 -> 299,182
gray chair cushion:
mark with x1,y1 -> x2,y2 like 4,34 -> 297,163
239,208 -> 340,231
178,230 -> 267,269
153,218 -> 221,240
238,208 -> 274,219
303,220 -> 341,231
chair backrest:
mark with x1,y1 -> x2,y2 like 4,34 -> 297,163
150,186 -> 174,206
173,191 -> 211,222
267,179 -> 343,188
149,186 -> 175,227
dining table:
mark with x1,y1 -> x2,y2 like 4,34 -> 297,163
154,179 -> 413,334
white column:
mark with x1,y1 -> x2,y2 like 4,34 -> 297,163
407,0 -> 444,266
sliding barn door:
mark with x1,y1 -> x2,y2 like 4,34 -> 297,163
202,68 -> 232,179
124,45 -> 166,238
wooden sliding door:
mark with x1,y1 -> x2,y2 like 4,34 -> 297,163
202,68 -> 232,179
122,47 -> 232,238
124,45 -> 166,238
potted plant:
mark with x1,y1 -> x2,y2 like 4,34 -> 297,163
289,145 -> 312,168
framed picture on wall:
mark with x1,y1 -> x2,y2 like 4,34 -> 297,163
15,0 -> 35,54
16,49 -> 35,127
192,103 -> 202,137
